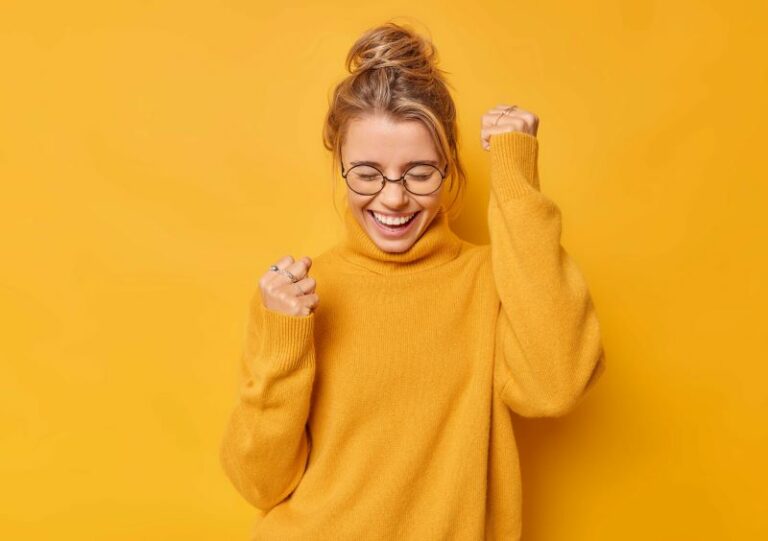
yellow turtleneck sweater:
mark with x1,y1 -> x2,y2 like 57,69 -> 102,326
219,130 -> 607,540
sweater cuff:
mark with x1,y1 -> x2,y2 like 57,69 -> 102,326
490,131 -> 540,201
259,307 -> 315,372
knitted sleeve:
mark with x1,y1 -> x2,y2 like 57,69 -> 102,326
487,130 -> 606,418
219,295 -> 316,510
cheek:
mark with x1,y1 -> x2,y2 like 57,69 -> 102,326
347,193 -> 367,212
420,194 -> 444,214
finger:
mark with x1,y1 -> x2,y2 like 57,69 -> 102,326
483,104 -> 517,121
280,275 -> 316,297
490,104 -> 525,113
299,292 -> 320,313
485,120 -> 528,138
480,114 -> 516,146
481,107 -> 525,130
282,256 -> 311,282
279,293 -> 315,317
296,275 -> 317,294
261,255 -> 293,288
488,107 -> 537,130
267,255 -> 295,278
482,116 -> 533,146
268,255 -> 310,286
272,255 -> 295,269
287,293 -> 318,317
490,103 -> 518,113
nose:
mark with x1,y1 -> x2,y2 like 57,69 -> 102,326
377,176 -> 410,206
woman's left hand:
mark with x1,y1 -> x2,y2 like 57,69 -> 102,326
480,104 -> 539,151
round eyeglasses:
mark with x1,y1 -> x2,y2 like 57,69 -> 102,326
341,158 -> 449,196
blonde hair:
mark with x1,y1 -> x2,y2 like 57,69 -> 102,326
322,20 -> 467,221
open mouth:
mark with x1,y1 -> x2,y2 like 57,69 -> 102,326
367,210 -> 421,236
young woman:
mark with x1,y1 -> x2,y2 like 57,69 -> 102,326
220,21 -> 606,541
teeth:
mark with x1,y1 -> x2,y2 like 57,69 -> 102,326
372,211 -> 417,226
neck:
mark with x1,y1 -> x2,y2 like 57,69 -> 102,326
334,202 -> 464,275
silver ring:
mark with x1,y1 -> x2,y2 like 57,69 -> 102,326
278,269 -> 298,282
494,106 -> 515,126
269,264 -> 279,271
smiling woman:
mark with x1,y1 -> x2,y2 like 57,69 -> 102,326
219,18 -> 606,541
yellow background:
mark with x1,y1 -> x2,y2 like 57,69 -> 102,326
1,1 -> 766,539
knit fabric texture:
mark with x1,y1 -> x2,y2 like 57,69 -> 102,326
219,130 -> 607,540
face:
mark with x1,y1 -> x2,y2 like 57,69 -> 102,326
341,114 -> 448,253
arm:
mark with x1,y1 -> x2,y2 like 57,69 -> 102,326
488,130 -> 606,418
219,295 -> 316,510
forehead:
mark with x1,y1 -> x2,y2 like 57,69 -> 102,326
342,115 -> 439,162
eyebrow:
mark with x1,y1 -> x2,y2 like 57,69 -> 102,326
350,159 -> 441,167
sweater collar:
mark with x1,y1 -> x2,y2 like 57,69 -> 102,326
334,203 -> 464,275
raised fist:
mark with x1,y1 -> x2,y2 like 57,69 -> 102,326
258,255 -> 319,317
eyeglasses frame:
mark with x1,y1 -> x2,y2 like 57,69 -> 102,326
340,154 -> 449,196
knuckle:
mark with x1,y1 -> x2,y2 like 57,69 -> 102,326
263,282 -> 277,295
273,289 -> 288,302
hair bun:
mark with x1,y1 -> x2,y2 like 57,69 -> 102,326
346,22 -> 438,80
323,20 -> 466,221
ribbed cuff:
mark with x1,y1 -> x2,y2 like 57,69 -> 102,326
490,131 -> 540,202
259,307 -> 315,372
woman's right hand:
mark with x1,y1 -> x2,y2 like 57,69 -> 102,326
258,255 -> 319,317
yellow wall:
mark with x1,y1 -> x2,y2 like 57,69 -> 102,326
1,1 -> 765,539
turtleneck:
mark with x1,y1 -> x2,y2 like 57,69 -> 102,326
333,202 -> 465,275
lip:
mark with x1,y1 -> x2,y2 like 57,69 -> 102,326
366,209 -> 421,239
368,210 -> 418,218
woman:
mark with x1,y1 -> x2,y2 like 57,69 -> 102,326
219,21 -> 606,541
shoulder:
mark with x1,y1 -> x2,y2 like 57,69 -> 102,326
456,239 -> 492,268
305,245 -> 340,282
456,239 -> 497,286
308,245 -> 337,267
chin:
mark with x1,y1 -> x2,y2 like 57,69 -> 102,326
374,237 -> 415,253
368,225 -> 419,253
